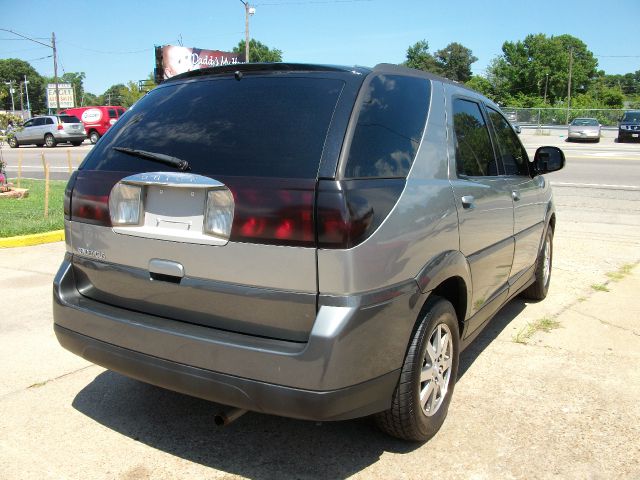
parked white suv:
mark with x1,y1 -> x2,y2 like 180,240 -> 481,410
8,115 -> 86,148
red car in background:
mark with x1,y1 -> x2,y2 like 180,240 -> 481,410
60,106 -> 126,144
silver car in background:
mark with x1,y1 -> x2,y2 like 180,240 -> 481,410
8,115 -> 86,148
567,117 -> 601,142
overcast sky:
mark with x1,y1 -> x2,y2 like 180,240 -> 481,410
1,0 -> 638,95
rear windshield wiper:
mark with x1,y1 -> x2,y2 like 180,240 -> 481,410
112,147 -> 190,171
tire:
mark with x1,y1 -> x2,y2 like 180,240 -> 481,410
375,297 -> 460,442
44,134 -> 57,148
89,131 -> 100,144
594,138 -> 600,143
617,136 -> 624,143
35,144 -> 44,148
7,136 -> 18,148
71,141 -> 83,147
522,227 -> 553,300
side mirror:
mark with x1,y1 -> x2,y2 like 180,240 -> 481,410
533,146 -> 565,175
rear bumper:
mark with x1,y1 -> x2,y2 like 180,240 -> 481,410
53,255 -> 423,420
54,324 -> 399,421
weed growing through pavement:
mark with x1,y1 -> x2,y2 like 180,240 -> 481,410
605,263 -> 637,282
513,316 -> 561,344
591,283 -> 610,292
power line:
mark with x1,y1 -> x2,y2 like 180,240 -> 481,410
254,0 -> 372,5
594,55 -> 640,58
25,54 -> 53,62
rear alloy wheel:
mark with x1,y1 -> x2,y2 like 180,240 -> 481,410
89,131 -> 100,144
522,227 -> 553,300
7,136 -> 18,148
375,297 -> 459,442
44,134 -> 57,148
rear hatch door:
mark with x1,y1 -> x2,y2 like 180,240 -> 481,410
67,70 -> 357,342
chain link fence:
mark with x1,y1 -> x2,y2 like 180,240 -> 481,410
503,108 -> 625,127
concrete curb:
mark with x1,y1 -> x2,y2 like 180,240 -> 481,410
0,230 -> 64,248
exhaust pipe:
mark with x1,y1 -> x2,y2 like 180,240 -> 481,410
214,407 -> 247,427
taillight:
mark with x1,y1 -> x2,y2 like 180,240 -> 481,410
70,171 -> 125,226
316,179 -> 404,249
57,123 -> 64,130
226,178 -> 316,247
64,171 -> 79,219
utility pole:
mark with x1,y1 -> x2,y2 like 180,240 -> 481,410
239,1 -> 255,62
52,32 -> 61,114
0,29 -> 60,114
4,81 -> 15,112
23,75 -> 31,116
19,82 -> 24,114
566,47 -> 573,125
543,73 -> 549,105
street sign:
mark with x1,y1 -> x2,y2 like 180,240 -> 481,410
46,83 -> 75,109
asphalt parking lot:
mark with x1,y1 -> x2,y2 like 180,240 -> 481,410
1,134 -> 639,479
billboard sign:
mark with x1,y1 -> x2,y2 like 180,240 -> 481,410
47,83 -> 75,109
155,45 -> 244,84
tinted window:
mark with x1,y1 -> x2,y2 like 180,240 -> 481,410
32,118 -> 45,127
108,109 -> 117,119
45,118 -> 55,125
486,107 -> 529,176
452,99 -> 497,177
571,118 -> 598,126
23,120 -> 34,128
58,115 -> 81,123
344,74 -> 430,178
117,109 -> 125,116
622,112 -> 640,123
82,76 -> 344,178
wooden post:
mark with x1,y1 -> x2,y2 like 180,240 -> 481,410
66,149 -> 73,173
41,153 -> 50,218
17,150 -> 23,188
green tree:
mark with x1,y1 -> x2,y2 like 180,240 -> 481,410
487,34 -> 598,104
100,84 -> 126,106
0,59 -> 46,113
404,40 -> 442,74
466,75 -> 496,100
435,42 -> 477,82
233,39 -> 282,62
119,81 -> 145,108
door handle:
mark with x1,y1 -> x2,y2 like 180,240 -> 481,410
512,190 -> 521,201
461,195 -> 475,210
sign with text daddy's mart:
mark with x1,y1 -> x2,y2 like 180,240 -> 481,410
47,83 -> 75,109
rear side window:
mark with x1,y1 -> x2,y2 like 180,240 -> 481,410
486,107 -> 529,176
117,108 -> 125,116
108,109 -> 117,119
344,75 -> 430,178
452,99 -> 497,177
82,76 -> 344,179
45,118 -> 55,125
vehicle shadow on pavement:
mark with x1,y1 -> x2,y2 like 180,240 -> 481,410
458,298 -> 528,378
71,298 -> 528,478
72,373 -> 419,479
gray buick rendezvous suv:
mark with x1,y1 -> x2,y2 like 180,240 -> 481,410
53,63 -> 565,441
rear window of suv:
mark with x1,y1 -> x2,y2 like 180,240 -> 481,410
622,112 -> 640,123
82,76 -> 345,179
58,115 -> 81,123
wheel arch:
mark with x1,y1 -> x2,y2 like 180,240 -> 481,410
414,250 -> 472,335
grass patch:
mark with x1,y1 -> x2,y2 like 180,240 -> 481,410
0,178 -> 66,237
605,263 -> 637,282
591,283 -> 610,292
513,316 -> 561,344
